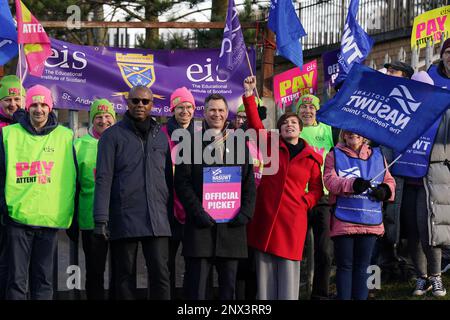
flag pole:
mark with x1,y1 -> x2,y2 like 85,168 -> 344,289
245,50 -> 261,102
369,153 -> 403,184
18,44 -> 23,85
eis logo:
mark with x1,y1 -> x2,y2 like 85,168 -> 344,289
15,161 -> 54,184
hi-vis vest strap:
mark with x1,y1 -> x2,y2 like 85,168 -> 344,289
74,134 -> 98,230
300,122 -> 334,194
334,147 -> 385,226
3,124 -> 76,229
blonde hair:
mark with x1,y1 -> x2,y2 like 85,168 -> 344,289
338,129 -> 370,145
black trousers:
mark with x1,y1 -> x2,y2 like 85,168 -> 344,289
168,221 -> 184,299
110,236 -> 170,300
0,223 -> 8,299
184,257 -> 238,300
235,248 -> 257,300
81,230 -> 115,300
310,199 -> 333,299
5,224 -> 58,300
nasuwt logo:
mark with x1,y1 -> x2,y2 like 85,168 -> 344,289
338,166 -> 361,178
343,85 -> 422,130
212,168 -> 232,183
388,85 -> 421,115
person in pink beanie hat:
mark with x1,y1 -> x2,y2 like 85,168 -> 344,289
0,83 -> 76,300
164,86 -> 196,298
25,85 -> 54,112
170,86 -> 195,112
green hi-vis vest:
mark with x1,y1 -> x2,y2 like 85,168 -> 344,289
3,124 -> 76,229
74,134 -> 98,230
300,122 -> 334,195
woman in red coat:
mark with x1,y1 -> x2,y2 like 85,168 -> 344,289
242,76 -> 323,300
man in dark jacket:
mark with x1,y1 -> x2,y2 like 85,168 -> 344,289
175,93 -> 256,300
94,85 -> 173,300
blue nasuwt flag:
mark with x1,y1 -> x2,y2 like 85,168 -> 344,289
268,0 -> 307,69
0,0 -> 18,65
317,64 -> 450,153
217,0 -> 247,78
335,0 -> 374,87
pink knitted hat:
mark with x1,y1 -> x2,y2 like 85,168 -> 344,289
170,87 -> 195,112
25,85 -> 54,111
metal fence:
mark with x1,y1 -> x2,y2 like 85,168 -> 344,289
300,0 -> 449,50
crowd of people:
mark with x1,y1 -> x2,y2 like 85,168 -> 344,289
0,38 -> 448,301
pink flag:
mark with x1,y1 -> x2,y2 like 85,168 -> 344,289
15,0 -> 51,77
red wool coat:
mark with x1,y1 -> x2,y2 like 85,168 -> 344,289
243,95 -> 324,261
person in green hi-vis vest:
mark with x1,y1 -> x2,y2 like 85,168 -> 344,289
0,75 -> 26,300
0,85 -> 76,300
296,94 -> 337,300
72,99 -> 116,300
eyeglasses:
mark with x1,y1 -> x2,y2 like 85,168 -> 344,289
175,105 -> 194,111
130,98 -> 152,105
236,115 -> 247,121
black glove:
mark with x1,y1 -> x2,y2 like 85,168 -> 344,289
257,106 -> 267,121
194,211 -> 216,228
93,221 -> 110,241
352,178 -> 372,194
369,183 -> 392,202
228,213 -> 249,227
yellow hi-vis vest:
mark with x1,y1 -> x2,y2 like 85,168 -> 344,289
2,124 -> 76,229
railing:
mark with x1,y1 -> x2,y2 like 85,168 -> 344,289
300,0 -> 449,50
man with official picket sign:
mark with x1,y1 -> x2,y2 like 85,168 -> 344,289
174,93 -> 256,300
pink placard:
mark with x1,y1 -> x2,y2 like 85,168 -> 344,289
273,60 -> 318,108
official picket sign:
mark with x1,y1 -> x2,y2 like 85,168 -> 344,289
202,166 -> 241,223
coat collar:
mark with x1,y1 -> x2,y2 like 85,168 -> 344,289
280,137 -> 323,165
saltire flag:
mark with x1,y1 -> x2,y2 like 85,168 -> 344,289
15,0 -> 51,77
268,0 -> 307,69
0,0 -> 18,65
335,0 -> 374,87
217,0 -> 247,78
317,64 -> 450,153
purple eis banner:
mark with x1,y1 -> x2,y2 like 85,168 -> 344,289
20,38 -> 256,117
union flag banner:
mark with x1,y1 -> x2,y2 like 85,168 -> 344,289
15,0 -> 51,77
